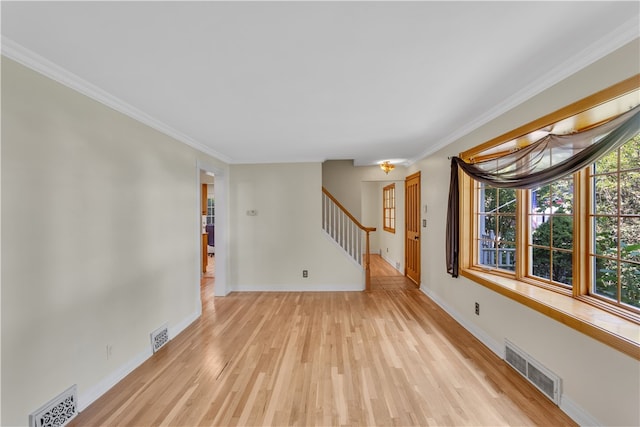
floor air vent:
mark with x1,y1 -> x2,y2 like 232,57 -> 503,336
504,340 -> 561,405
29,384 -> 77,427
151,324 -> 169,353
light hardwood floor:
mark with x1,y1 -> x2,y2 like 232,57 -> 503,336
69,256 -> 576,426
369,255 -> 417,291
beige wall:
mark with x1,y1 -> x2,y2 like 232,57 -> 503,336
409,39 -> 640,426
322,159 -> 407,221
2,32 -> 639,427
229,163 -> 362,291
1,58 -> 227,426
321,160 -> 364,219
323,160 -> 409,273
362,180 -> 405,271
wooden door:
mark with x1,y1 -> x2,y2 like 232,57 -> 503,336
405,172 -> 421,285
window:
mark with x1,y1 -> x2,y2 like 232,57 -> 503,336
207,198 -> 215,225
469,136 -> 639,315
476,185 -> 516,271
529,178 -> 574,287
383,184 -> 395,233
459,78 -> 640,330
590,136 -> 640,310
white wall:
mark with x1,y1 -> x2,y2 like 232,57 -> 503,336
228,163 -> 363,291
1,58 -> 227,426
410,39 -> 640,427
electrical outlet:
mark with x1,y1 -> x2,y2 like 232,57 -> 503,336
302,270 -> 308,278
475,302 -> 480,316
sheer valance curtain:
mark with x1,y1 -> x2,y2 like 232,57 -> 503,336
446,105 -> 640,277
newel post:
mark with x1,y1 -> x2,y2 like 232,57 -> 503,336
365,229 -> 372,291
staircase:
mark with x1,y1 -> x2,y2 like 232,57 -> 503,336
322,187 -> 376,291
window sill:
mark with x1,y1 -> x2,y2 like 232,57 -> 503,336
460,268 -> 640,360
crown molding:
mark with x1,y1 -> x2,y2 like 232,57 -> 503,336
1,37 -> 233,164
409,16 -> 640,165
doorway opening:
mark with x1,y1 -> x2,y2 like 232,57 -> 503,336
200,171 -> 216,298
361,179 -> 417,291
197,160 -> 228,305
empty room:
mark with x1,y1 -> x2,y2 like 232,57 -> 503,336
2,2 -> 639,426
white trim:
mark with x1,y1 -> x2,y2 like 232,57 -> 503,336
381,253 -> 402,274
235,283 -> 364,292
168,311 -> 200,341
409,19 -> 640,164
420,285 -> 602,427
560,395 -> 603,427
77,309 -> 201,412
77,347 -> 151,412
197,160 -> 229,296
5,21 -> 637,169
420,286 -> 502,357
1,37 -> 232,164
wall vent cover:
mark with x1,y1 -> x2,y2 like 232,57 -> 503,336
504,340 -> 561,405
505,345 -> 527,376
151,324 -> 169,353
29,384 -> 78,427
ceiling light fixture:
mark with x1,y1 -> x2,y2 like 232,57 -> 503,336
380,161 -> 395,174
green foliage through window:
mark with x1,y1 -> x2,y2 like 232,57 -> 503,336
474,134 -> 639,312
529,179 -> 574,287
477,185 -> 516,271
591,134 -> 640,309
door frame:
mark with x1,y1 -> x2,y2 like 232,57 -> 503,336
197,160 -> 228,298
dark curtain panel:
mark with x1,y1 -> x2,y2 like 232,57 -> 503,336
446,159 -> 460,277
445,106 -> 640,277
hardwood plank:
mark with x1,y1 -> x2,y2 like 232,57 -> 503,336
369,254 -> 418,292
69,275 -> 577,427
369,254 -> 402,277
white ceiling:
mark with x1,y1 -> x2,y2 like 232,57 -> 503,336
2,1 -> 639,165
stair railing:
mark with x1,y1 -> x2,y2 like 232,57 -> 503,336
322,187 -> 376,291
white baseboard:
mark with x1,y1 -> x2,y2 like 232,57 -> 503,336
78,346 -> 152,412
381,254 -> 402,274
77,309 -> 201,412
560,395 -> 603,427
419,285 -> 601,427
234,283 -> 364,292
419,286 -> 502,357
169,310 -> 201,339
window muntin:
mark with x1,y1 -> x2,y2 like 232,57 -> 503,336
383,184 -> 396,233
590,135 -> 640,310
207,197 -> 215,225
476,183 -> 516,271
529,178 -> 574,288
464,82 -> 640,319
470,135 -> 640,315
